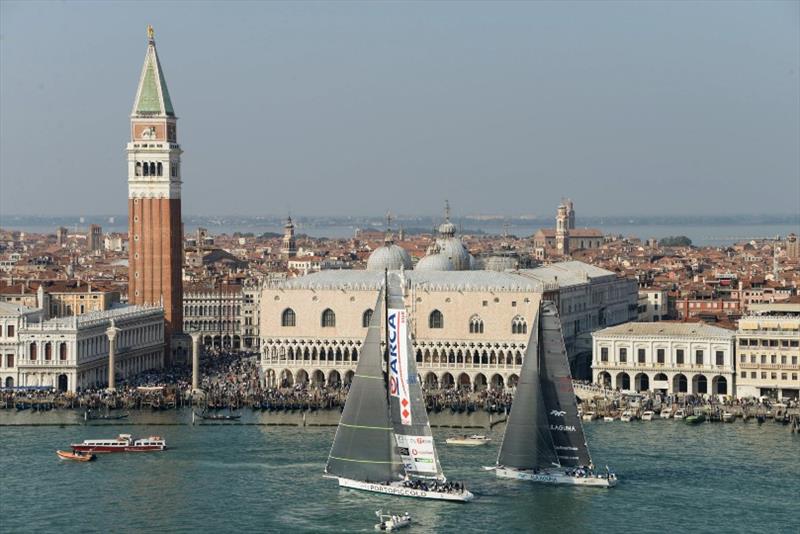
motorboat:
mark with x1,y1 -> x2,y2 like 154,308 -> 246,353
620,411 -> 636,422
673,409 -> 687,420
641,411 -> 657,421
660,408 -> 672,419
71,434 -> 166,452
445,435 -> 491,446
56,450 -> 95,462
685,414 -> 706,425
374,510 -> 411,531
722,412 -> 735,423
581,411 -> 597,422
603,415 -> 616,422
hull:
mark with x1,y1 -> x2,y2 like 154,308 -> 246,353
332,477 -> 473,502
71,444 -> 165,453
494,467 -> 617,488
445,438 -> 490,446
56,450 -> 95,462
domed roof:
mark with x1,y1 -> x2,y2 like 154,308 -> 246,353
437,237 -> 472,271
438,220 -> 457,237
366,243 -> 413,271
416,252 -> 455,271
482,255 -> 518,272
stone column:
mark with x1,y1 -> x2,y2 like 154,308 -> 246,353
106,325 -> 120,392
191,332 -> 202,392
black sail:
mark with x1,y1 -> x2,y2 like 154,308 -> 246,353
325,289 -> 403,482
538,301 -> 593,468
386,275 -> 444,480
496,306 -> 560,470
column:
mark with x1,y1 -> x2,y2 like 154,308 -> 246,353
191,331 -> 202,392
106,325 -> 119,391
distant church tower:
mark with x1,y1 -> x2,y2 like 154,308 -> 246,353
565,198 -> 575,230
127,26 -> 184,359
556,203 -> 569,255
282,216 -> 297,259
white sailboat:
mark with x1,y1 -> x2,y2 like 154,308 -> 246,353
325,272 -> 473,502
486,301 -> 618,488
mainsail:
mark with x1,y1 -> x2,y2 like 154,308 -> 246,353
539,301 -> 593,468
496,306 -> 560,470
386,273 -> 445,480
325,289 -> 403,482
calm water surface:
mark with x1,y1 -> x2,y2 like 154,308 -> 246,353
0,412 -> 797,534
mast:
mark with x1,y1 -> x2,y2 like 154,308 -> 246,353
384,268 -> 390,408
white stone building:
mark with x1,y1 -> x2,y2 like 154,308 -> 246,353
0,302 -> 43,388
592,322 -> 736,396
11,305 -> 164,392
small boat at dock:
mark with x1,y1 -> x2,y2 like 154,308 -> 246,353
620,411 -> 636,422
603,415 -> 616,422
685,414 -> 706,425
581,411 -> 597,422
673,409 -> 687,420
641,411 -> 657,421
722,412 -> 735,423
660,409 -> 672,419
56,450 -> 95,462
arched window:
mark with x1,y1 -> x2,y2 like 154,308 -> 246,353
60,343 -> 67,361
321,309 -> 336,328
45,342 -> 52,361
135,162 -> 142,176
469,315 -> 484,334
30,342 -> 37,360
512,316 -> 527,335
156,162 -> 163,176
149,162 -> 156,176
143,162 -> 149,176
429,309 -> 444,329
281,308 -> 296,327
362,309 -> 373,328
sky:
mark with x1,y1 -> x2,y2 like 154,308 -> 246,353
0,1 -> 798,218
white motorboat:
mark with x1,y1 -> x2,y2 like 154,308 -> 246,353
582,411 -> 597,422
722,412 -> 735,423
603,415 -> 616,422
674,409 -> 687,420
620,411 -> 636,422
375,510 -> 411,531
446,434 -> 491,446
490,466 -> 617,488
641,410 -> 657,421
660,408 -> 672,419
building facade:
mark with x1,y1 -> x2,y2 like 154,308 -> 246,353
183,284 -> 244,349
592,322 -> 736,396
7,305 -> 164,392
127,26 -> 184,360
734,303 -> 800,400
0,303 -> 43,388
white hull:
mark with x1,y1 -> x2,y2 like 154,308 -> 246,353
332,477 -> 474,502
493,467 -> 617,488
445,438 -> 491,446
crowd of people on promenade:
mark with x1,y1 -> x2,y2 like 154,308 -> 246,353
3,351 -> 797,416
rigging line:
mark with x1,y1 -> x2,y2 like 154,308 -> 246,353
328,456 -> 403,465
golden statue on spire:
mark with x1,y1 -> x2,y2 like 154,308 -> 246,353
147,25 -> 154,41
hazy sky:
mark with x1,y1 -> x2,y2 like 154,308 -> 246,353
1,1 -> 798,218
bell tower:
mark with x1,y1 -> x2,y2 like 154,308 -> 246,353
127,25 -> 184,361
556,203 -> 569,255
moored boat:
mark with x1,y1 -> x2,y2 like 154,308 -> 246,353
673,409 -> 687,420
685,414 -> 706,425
620,411 -> 636,422
445,435 -> 491,446
660,409 -> 672,419
71,434 -> 166,452
603,415 -> 616,422
641,410 -> 657,421
56,450 -> 95,462
581,411 -> 597,422
722,412 -> 735,423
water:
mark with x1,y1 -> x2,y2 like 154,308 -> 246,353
1,411 -> 797,533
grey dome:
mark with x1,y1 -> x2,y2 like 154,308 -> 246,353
366,244 -> 413,271
416,253 -> 455,271
438,221 -> 457,237
437,237 -> 472,271
482,255 -> 518,272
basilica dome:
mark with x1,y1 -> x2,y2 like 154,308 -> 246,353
366,238 -> 413,271
415,250 -> 455,271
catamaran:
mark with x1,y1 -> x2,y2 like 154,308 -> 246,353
486,301 -> 617,488
324,273 -> 473,502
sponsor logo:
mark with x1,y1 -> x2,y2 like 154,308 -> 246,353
550,410 -> 566,417
550,424 -> 576,432
554,446 -> 579,451
388,309 -> 412,425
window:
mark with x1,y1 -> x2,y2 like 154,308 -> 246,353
676,349 -> 684,365
740,355 -> 746,363
751,372 -> 756,379
511,316 -> 527,335
761,355 -> 767,364
60,343 -> 67,361
281,308 -> 296,327
637,348 -> 646,363
362,309 -> 373,328
321,309 -> 336,328
6,354 -> 14,368
44,342 -> 52,361
781,373 -> 787,380
715,351 -> 724,366
771,355 -> 776,364
619,348 -> 627,363
600,347 -> 608,362
740,371 -> 746,378
6,325 -> 13,337
695,349 -> 703,365
657,349 -> 665,364
469,315 -> 484,334
429,310 -> 444,329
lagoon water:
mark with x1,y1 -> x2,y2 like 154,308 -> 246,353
1,411 -> 797,534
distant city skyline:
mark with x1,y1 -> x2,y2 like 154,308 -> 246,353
1,1 -> 798,217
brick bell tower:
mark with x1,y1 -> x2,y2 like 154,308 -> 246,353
127,26 -> 186,363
